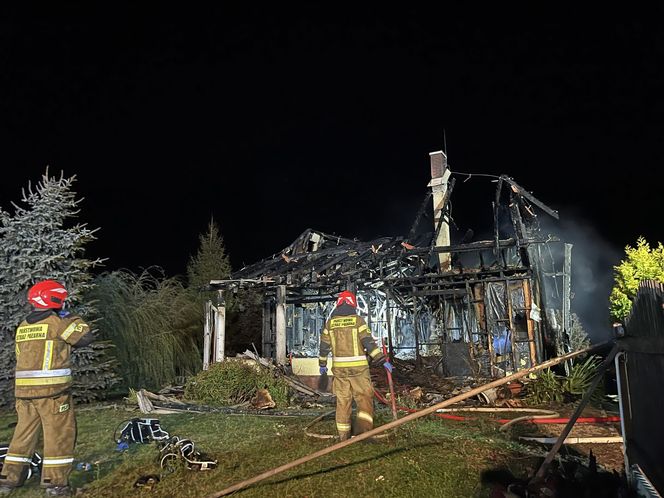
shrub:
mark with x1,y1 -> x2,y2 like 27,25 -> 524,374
526,355 -> 604,405
91,268 -> 202,390
610,237 -> 664,320
184,360 -> 290,407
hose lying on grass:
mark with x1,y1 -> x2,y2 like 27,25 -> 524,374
372,389 -> 621,429
304,410 -> 393,440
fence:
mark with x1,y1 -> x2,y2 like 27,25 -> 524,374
619,280 -> 664,495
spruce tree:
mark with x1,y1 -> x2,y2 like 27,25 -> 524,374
187,217 -> 232,292
186,218 -> 262,356
0,169 -> 120,405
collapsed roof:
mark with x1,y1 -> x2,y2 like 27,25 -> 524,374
207,151 -> 572,378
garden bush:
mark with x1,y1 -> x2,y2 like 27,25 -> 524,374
184,360 -> 290,407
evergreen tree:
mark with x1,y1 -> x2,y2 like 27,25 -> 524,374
186,218 -> 262,356
0,169 -> 120,405
187,217 -> 232,293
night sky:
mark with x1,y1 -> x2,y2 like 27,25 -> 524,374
1,5 -> 662,292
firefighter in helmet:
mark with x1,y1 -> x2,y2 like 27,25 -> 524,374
318,290 -> 393,441
0,280 -> 93,497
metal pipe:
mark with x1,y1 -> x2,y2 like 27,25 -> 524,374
614,351 -> 630,483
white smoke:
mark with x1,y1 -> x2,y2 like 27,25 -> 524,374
538,210 -> 624,342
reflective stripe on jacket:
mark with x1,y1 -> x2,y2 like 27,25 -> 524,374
14,311 -> 90,399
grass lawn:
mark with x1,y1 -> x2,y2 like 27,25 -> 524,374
0,405 -> 539,498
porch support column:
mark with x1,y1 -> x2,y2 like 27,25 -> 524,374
275,285 -> 287,365
214,290 -> 226,363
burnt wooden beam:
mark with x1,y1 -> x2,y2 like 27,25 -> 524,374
411,289 -> 469,297
493,177 -> 503,257
501,175 -> 559,220
509,194 -> 531,267
406,190 -> 433,243
409,237 -> 555,256
285,294 -> 337,304
385,272 -> 532,288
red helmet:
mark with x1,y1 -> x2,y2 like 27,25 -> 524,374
28,280 -> 68,309
336,290 -> 357,308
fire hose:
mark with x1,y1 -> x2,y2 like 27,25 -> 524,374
305,389 -> 618,439
372,388 -> 621,427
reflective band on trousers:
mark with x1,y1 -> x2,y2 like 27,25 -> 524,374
4,455 -> 32,464
43,457 -> 74,466
357,411 -> 373,423
15,368 -> 72,378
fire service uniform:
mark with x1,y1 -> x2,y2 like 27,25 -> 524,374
318,291 -> 393,441
0,280 -> 93,496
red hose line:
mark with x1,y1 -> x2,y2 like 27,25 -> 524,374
373,389 -> 620,425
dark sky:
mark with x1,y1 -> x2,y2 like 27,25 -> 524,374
1,4 -> 662,284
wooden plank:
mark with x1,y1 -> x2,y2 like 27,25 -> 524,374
522,279 -> 538,365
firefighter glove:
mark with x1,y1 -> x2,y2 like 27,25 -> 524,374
319,366 -> 328,375
383,361 -> 393,373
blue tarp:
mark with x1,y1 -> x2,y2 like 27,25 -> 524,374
493,327 -> 512,355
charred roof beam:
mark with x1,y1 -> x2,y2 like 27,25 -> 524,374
500,175 -> 559,220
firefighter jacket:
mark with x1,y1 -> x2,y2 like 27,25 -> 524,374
318,311 -> 385,377
14,310 -> 91,399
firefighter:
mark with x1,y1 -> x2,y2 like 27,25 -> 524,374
0,280 -> 93,497
318,290 -> 393,441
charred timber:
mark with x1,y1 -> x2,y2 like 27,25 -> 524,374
500,175 -> 559,220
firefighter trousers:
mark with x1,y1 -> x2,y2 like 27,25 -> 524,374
332,368 -> 374,440
0,393 -> 76,488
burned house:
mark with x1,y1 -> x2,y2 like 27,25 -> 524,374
205,150 -> 576,379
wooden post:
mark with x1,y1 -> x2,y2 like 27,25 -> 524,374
505,280 -> 518,373
480,283 -> 497,376
493,177 -> 504,259
562,243 -> 573,373
214,291 -> 226,363
203,300 -> 212,370
522,279 -> 539,365
385,290 -> 394,359
429,150 -> 451,271
382,339 -> 397,421
275,285 -> 287,365
412,296 -> 421,368
262,300 -> 272,359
